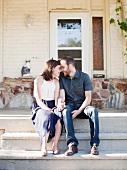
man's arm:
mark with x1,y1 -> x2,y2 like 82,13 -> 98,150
78,91 -> 91,113
72,91 -> 91,119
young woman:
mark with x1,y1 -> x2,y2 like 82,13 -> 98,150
32,59 -> 62,156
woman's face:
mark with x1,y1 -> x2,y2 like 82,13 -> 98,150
52,65 -> 61,77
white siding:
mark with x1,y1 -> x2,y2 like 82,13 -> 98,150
0,0 -> 3,82
1,0 -> 127,79
109,0 -> 127,78
3,0 -> 49,78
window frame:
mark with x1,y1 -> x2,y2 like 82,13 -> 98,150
50,12 -> 91,75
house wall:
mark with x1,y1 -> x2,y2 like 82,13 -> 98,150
3,0 -> 49,79
0,0 -> 127,80
0,0 -> 3,82
109,0 -> 127,78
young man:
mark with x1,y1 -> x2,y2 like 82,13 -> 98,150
59,56 -> 100,156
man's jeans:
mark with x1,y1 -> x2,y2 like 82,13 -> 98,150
62,104 -> 100,147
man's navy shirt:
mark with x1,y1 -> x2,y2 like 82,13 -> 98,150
59,70 -> 93,105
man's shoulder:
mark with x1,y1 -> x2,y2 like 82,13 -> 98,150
77,70 -> 90,78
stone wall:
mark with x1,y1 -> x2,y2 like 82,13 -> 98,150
0,77 -> 34,109
0,77 -> 127,109
92,79 -> 127,109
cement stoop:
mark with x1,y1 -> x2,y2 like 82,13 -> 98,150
0,150 -> 127,170
1,132 -> 127,152
0,108 -> 127,170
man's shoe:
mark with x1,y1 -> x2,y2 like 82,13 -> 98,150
91,145 -> 99,155
65,145 -> 78,156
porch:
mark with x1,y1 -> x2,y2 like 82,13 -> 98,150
0,108 -> 127,169
0,0 -> 127,169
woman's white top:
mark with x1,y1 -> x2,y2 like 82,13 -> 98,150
41,80 -> 55,100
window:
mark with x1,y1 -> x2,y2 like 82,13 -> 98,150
57,19 -> 82,70
91,13 -> 106,78
50,12 -> 90,74
93,17 -> 103,70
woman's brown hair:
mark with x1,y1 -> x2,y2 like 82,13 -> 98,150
41,59 -> 60,81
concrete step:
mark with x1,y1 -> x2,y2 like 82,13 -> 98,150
0,150 -> 127,170
0,129 -> 5,148
1,132 -> 127,152
0,109 -> 35,133
0,109 -> 127,133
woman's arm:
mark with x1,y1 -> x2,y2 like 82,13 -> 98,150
54,78 -> 60,106
59,89 -> 65,103
34,76 -> 51,111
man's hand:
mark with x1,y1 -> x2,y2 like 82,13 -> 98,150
71,110 -> 81,119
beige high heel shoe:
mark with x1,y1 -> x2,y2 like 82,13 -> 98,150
41,147 -> 47,156
52,145 -> 60,155
42,151 -> 47,156
53,149 -> 60,155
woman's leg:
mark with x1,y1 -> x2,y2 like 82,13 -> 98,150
34,109 -> 51,156
52,119 -> 61,154
41,132 -> 49,156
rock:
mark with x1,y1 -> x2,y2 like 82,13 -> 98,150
9,93 -> 33,108
108,83 -> 116,95
91,100 -> 104,109
116,83 -> 127,92
108,92 -> 125,108
0,99 -> 4,109
100,89 -> 110,99
92,92 -> 100,99
102,82 -> 109,89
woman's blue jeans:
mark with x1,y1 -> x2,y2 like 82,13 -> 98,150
62,104 -> 100,147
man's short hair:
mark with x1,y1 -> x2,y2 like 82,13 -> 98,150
61,56 -> 75,67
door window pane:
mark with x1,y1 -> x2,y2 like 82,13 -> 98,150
58,50 -> 82,70
75,60 -> 81,71
58,50 -> 81,59
58,19 -> 82,47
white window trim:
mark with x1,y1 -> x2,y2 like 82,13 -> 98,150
91,10 -> 107,78
0,0 -> 2,82
50,12 -> 91,75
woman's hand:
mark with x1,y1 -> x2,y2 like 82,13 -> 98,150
49,108 -> 54,113
57,102 -> 65,111
57,98 -> 66,111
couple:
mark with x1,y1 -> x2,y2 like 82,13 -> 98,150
32,56 -> 100,156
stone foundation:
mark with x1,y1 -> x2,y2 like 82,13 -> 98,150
91,79 -> 127,109
0,77 -> 127,109
0,77 -> 34,109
